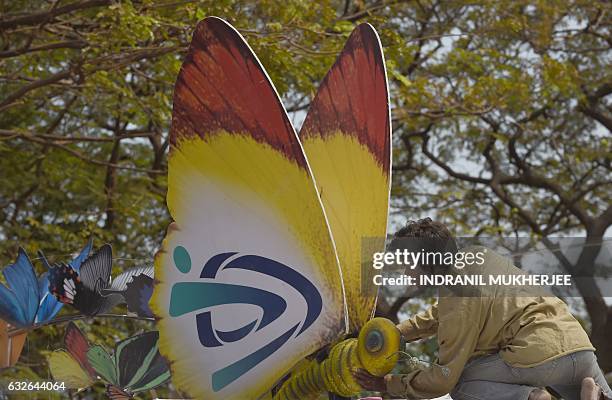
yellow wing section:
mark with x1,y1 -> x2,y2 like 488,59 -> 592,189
48,350 -> 93,389
300,24 -> 391,333
151,17 -> 346,400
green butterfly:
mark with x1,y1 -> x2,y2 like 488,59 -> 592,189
87,331 -> 170,399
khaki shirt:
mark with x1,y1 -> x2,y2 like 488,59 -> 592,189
387,247 -> 594,399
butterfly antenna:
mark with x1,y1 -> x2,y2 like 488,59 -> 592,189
37,250 -> 52,269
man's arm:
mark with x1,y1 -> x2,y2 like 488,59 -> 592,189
397,303 -> 439,341
386,298 -> 483,399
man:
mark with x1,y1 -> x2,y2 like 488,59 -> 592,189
354,218 -> 611,400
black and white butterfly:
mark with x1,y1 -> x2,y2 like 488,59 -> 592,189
45,244 -> 123,316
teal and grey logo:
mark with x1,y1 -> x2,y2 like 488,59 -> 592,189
169,246 -> 322,391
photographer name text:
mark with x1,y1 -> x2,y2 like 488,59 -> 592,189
373,273 -> 573,287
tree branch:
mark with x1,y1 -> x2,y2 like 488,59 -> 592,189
0,40 -> 87,58
0,0 -> 111,30
579,103 -> 612,132
418,134 -> 490,184
0,129 -> 156,143
0,70 -> 71,110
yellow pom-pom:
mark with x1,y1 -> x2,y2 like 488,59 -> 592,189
357,317 -> 401,376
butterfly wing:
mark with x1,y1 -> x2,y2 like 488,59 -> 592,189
87,344 -> 119,386
38,239 -> 92,320
123,274 -> 154,317
64,322 -> 96,377
151,17 -> 345,400
108,264 -> 153,292
105,264 -> 154,317
73,244 -> 120,315
0,249 -> 40,326
114,331 -> 170,393
128,349 -> 170,392
37,250 -> 65,322
48,350 -> 93,389
48,263 -> 81,304
70,238 -> 93,273
78,244 -> 112,291
36,272 -> 63,323
300,24 -> 391,332
0,285 -> 23,327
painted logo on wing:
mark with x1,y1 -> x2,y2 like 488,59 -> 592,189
168,246 -> 322,392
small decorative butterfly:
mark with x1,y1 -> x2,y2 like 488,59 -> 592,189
50,324 -> 170,398
47,322 -> 96,389
86,331 -> 171,399
46,242 -> 123,316
0,244 -> 80,328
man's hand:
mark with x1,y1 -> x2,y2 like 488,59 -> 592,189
352,368 -> 386,392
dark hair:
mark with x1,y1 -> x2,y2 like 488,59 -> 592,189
389,218 -> 458,271
393,217 -> 455,242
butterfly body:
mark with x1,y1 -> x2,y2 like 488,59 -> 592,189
106,385 -> 132,399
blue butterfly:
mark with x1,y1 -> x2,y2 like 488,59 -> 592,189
0,239 -> 92,328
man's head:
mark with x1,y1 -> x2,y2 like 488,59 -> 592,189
392,217 -> 455,242
389,217 -> 457,274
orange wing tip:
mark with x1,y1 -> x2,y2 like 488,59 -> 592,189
300,23 -> 390,174
170,17 -> 307,168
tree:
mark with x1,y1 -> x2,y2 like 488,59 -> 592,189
0,0 -> 610,392
376,0 -> 612,371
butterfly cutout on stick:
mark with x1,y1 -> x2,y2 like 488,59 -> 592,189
45,242 -> 122,316
49,324 -> 170,399
47,322 -> 96,389
0,243 -> 80,328
86,330 -> 171,399
46,241 -> 154,317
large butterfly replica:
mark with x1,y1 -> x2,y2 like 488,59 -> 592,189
152,17 -> 391,400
